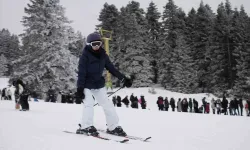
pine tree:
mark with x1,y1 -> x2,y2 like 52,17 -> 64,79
232,6 -> 250,97
0,54 -> 8,76
159,0 -> 186,90
12,0 -> 78,96
192,2 -> 215,92
117,2 -> 153,87
172,35 -> 198,93
145,1 -> 161,83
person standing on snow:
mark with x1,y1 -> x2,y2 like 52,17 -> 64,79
76,32 -> 132,137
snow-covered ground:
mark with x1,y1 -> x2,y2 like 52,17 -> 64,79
0,78 -> 9,89
1,97 -> 250,150
1,78 -> 250,150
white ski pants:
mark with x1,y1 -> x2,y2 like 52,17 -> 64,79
81,87 -> 119,130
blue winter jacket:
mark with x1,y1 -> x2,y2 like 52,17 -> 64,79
77,45 -> 124,89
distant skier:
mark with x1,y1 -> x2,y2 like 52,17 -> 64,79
222,96 -> 228,115
76,32 -> 132,136
14,79 -> 29,111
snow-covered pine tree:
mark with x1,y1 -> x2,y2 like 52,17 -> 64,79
232,6 -> 250,98
67,27 -> 85,57
159,0 -> 186,90
145,1 -> 161,84
0,54 -> 8,76
208,3 -> 230,93
12,0 -> 78,96
117,2 -> 153,87
191,2 -> 215,93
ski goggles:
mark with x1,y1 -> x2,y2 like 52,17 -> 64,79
90,41 -> 102,47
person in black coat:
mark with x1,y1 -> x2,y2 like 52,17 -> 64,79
234,98 -> 239,115
222,96 -> 228,115
239,98 -> 243,116
122,96 -> 129,108
140,96 -> 146,109
193,99 -> 199,113
181,98 -> 189,112
116,96 -> 122,107
170,98 -> 175,112
164,97 -> 169,111
157,96 -> 164,111
112,96 -> 117,107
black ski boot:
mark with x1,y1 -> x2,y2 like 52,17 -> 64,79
76,126 -> 99,136
107,126 -> 127,136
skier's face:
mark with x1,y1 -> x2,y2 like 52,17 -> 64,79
90,41 -> 102,50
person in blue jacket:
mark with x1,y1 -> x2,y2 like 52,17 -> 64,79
76,32 -> 132,136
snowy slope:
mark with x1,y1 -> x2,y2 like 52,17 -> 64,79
1,100 -> 250,150
0,78 -> 9,89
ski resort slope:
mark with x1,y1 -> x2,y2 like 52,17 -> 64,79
1,100 -> 250,150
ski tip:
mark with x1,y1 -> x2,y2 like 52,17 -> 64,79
144,137 -> 152,141
121,139 -> 129,143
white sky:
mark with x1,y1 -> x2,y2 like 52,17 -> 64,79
0,0 -> 249,37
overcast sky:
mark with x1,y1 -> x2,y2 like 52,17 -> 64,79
0,0 -> 249,37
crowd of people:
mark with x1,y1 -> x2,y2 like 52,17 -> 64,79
156,96 -> 250,116
1,81 -> 250,117
112,94 -> 147,109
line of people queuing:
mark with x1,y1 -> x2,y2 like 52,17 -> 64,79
156,96 -> 250,116
112,93 -> 147,109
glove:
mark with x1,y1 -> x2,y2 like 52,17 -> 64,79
122,76 -> 133,88
76,87 -> 85,99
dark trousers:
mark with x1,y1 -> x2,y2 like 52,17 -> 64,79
213,109 -> 215,114
217,109 -> 221,114
20,95 -> 29,110
172,107 -> 175,112
165,107 -> 169,111
239,107 -> 243,116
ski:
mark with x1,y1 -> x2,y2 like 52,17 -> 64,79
63,131 -> 129,143
97,129 -> 151,142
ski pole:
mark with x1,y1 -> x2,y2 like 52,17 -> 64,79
94,87 -> 123,107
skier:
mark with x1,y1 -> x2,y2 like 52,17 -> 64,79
216,99 -> 222,115
14,79 -> 29,111
76,32 -> 132,136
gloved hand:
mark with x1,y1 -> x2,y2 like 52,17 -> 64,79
76,87 -> 85,99
122,76 -> 133,88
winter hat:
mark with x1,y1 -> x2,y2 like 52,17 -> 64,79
87,33 -> 102,43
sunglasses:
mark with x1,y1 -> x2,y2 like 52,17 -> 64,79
90,41 -> 102,47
